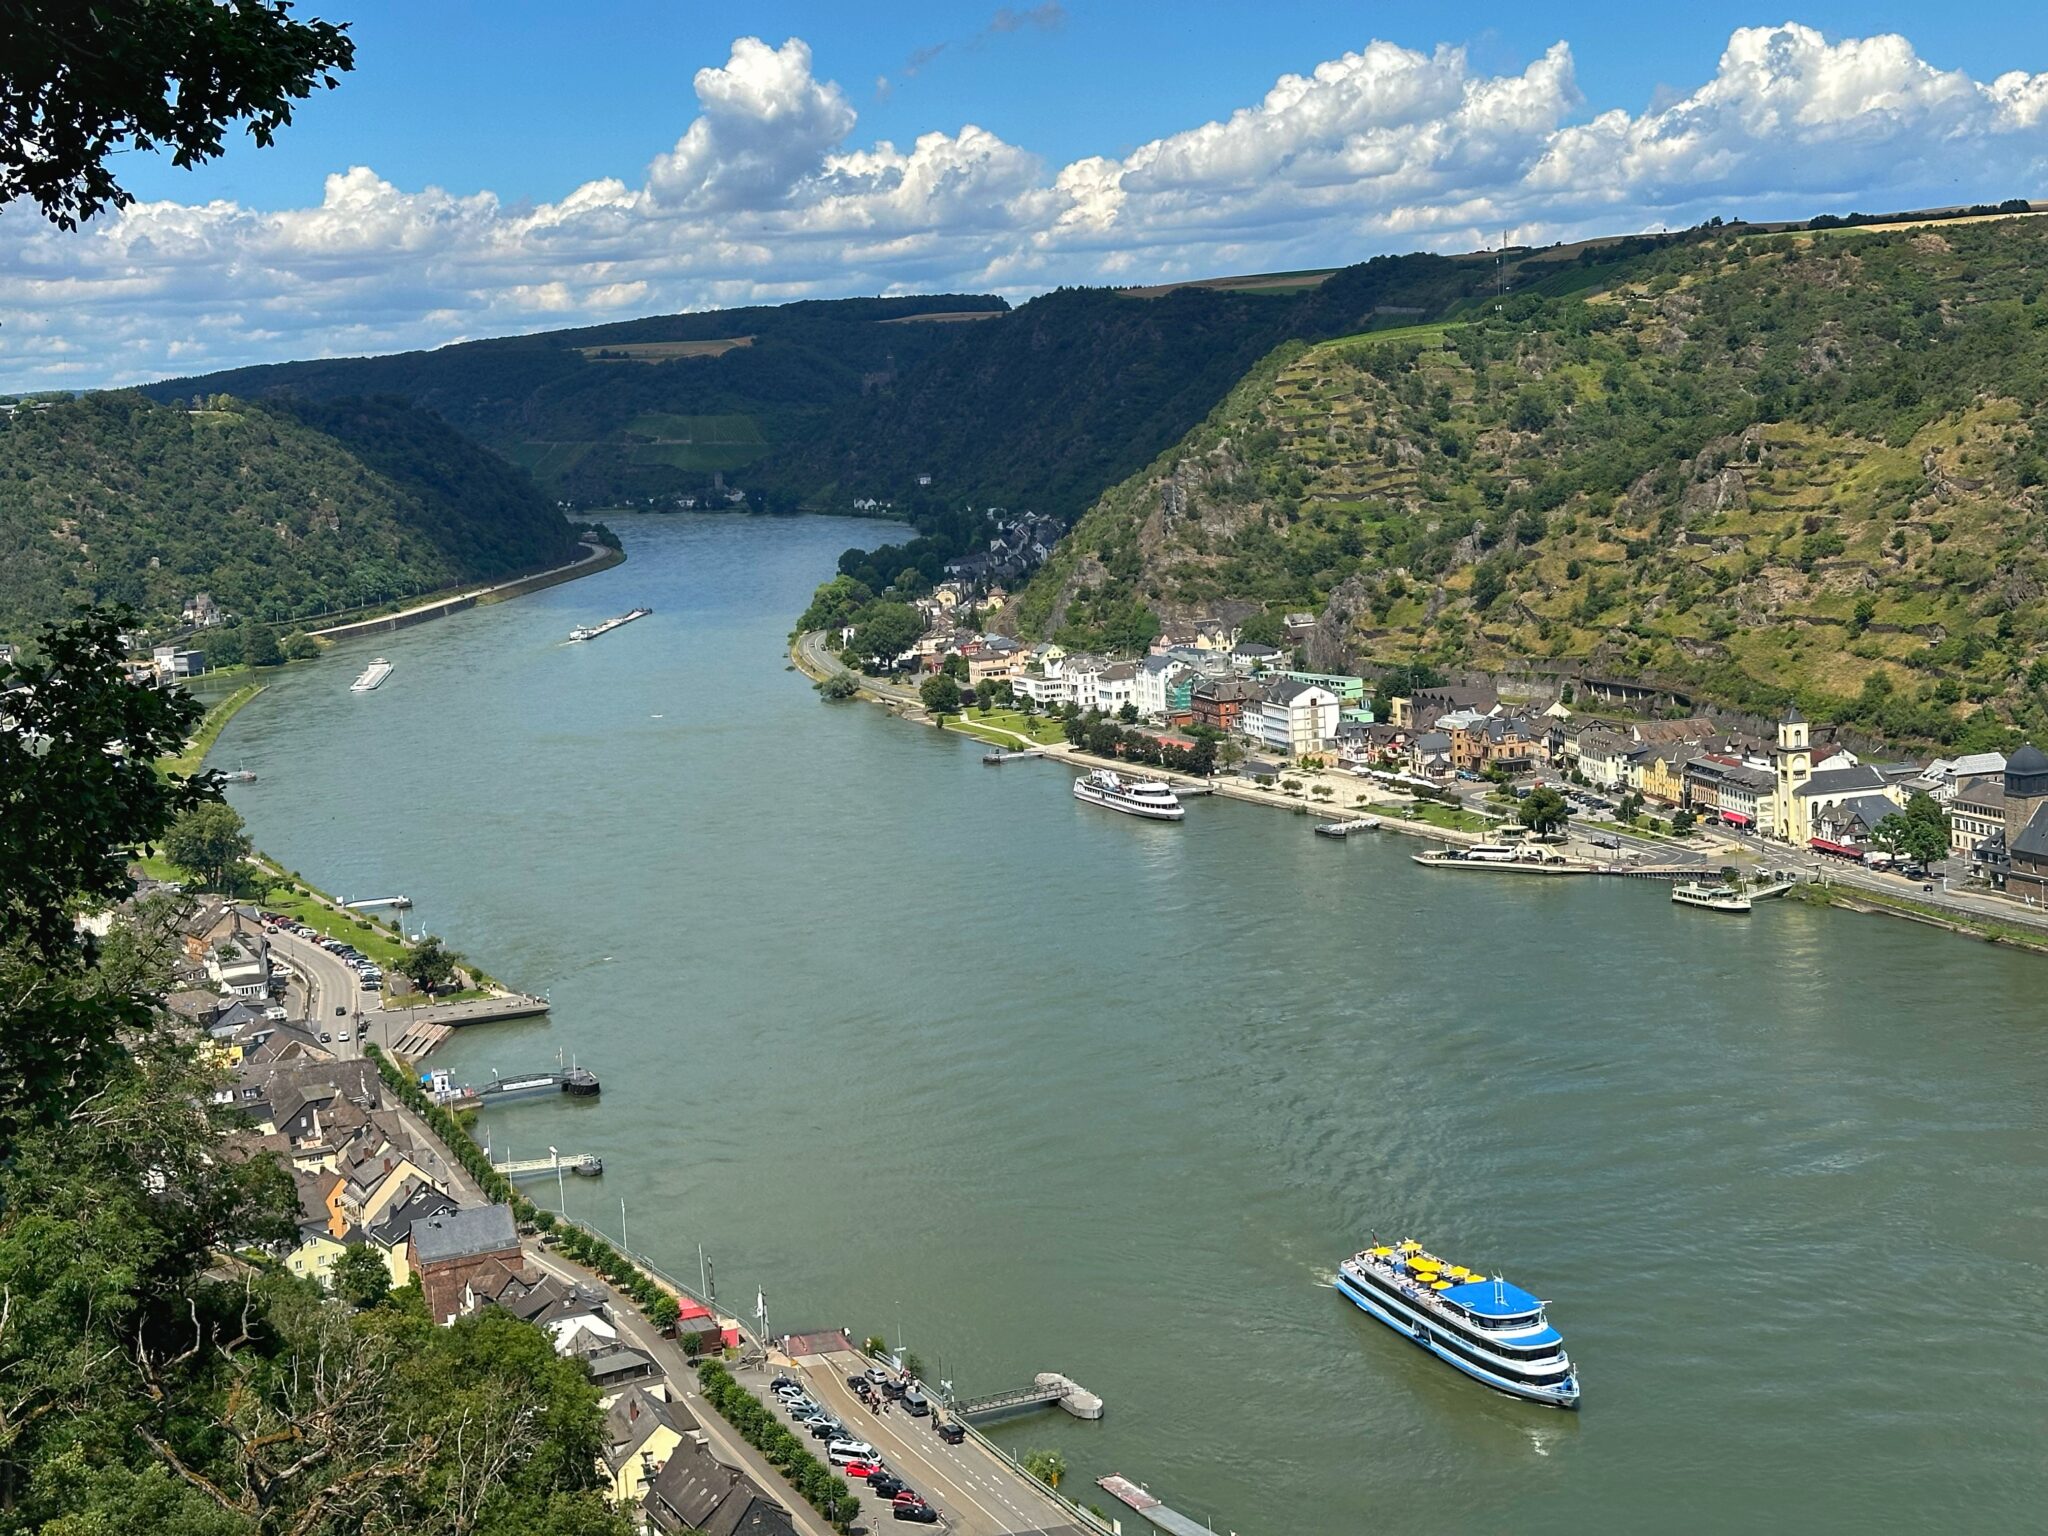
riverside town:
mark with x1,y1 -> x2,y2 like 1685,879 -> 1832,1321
3,8 -> 2046,1535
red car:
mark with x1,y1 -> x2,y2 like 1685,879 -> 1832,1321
844,1461 -> 887,1480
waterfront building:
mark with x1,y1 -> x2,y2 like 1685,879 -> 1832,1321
1407,730 -> 1454,777
1247,679 -> 1341,756
1392,684 -> 1499,730
2001,743 -> 2048,903
410,1204 -> 523,1326
1191,676 -> 1258,734
1639,745 -> 1700,806
1715,763 -> 1780,834
1573,727 -> 1634,790
1450,715 -> 1544,776
1790,764 -> 1900,849
603,1384 -> 690,1508
1950,775 -> 2007,860
1274,669 -> 1367,706
1135,654 -> 1193,722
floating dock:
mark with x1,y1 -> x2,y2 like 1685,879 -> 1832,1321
982,748 -> 1047,763
343,894 -> 413,910
423,1065 -> 599,1111
493,1152 -> 603,1179
1098,1476 -> 1212,1536
1315,816 -> 1382,837
956,1372 -> 1102,1421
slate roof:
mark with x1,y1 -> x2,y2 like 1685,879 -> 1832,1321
2008,742 -> 2048,776
583,1346 -> 657,1384
1795,764 -> 1888,800
410,1204 -> 518,1266
605,1385 -> 688,1470
369,1183 -> 460,1248
1263,677 -> 1330,704
2012,803 -> 2048,861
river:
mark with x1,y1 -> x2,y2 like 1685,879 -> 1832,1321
212,513 -> 2048,1532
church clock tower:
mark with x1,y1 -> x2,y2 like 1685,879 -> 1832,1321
1774,706 -> 1812,843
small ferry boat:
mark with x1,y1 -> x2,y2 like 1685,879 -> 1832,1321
350,658 -> 393,692
1336,1240 -> 1579,1408
568,607 -> 652,643
1314,816 -> 1382,838
1410,844 -> 1594,874
1671,881 -> 1753,913
219,765 -> 258,783
1073,769 -> 1185,821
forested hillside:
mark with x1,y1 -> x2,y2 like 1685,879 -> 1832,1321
1019,216 -> 2048,746
142,295 -> 1006,505
0,393 -> 578,639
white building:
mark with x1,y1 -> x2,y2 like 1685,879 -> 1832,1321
1246,680 -> 1340,757
1134,655 -> 1190,722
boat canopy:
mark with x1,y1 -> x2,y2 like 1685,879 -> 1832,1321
1443,1277 -> 1543,1319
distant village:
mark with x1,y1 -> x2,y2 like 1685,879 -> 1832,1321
851,597 -> 2048,911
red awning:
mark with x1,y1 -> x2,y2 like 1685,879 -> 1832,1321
1809,837 -> 1859,855
1720,810 -> 1752,826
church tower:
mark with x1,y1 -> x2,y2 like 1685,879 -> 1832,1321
2003,742 -> 2048,847
1774,706 -> 1812,843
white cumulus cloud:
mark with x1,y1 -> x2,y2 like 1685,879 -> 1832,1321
4,22 -> 2048,390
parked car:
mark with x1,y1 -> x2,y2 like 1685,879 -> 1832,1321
865,1366 -> 890,1386
827,1441 -> 877,1465
808,1419 -> 842,1441
934,1419 -> 965,1444
318,1031 -> 332,1043
770,1375 -> 799,1391
844,1461 -> 887,1480
772,1382 -> 808,1399
892,1503 -> 939,1524
882,1377 -> 907,1400
868,1474 -> 906,1499
1590,836 -> 1621,850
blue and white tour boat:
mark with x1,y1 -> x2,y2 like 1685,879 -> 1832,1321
1336,1239 -> 1580,1408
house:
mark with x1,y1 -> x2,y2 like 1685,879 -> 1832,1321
583,1346 -> 660,1391
1449,716 -> 1544,776
1406,731 -> 1455,777
1390,684 -> 1498,730
1190,677 -> 1258,735
367,1181 -> 461,1288
1228,642 -> 1284,674
603,1384 -> 691,1508
643,1428 -> 798,1536
1246,679 -> 1339,757
409,1204 -> 523,1325
1573,728 -> 1635,791
1949,775 -> 2006,861
230,1059 -> 386,1142
1087,661 -> 1139,717
1810,791 -> 1904,855
1133,655 -> 1191,723
206,936 -> 272,998
1715,763 -> 1780,834
1638,745 -> 1699,806
1919,752 -> 2009,803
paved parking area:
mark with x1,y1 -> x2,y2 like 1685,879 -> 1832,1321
744,1351 -> 1091,1536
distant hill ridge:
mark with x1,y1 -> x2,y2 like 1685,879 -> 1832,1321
1016,214 -> 2048,748
0,392 -> 580,641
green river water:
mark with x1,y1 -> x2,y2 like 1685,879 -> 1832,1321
212,513 -> 2047,1533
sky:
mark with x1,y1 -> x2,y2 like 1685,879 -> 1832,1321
6,2 -> 2048,391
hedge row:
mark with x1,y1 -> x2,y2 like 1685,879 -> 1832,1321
365,1046 -> 682,1329
698,1360 -> 859,1532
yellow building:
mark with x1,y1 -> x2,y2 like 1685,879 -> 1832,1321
602,1385 -> 688,1507
1773,708 -> 1813,842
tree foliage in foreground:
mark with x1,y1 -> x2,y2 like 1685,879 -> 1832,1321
0,608 -> 632,1535
0,0 -> 355,228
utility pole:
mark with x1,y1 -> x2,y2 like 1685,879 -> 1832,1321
620,1195 -> 629,1256
550,1146 -> 564,1212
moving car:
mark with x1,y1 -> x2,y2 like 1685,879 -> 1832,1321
933,1419 -> 965,1444
901,1388 -> 929,1417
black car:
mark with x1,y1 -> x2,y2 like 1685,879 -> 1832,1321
892,1503 -> 939,1524
933,1420 -> 965,1444
868,1474 -> 905,1499
847,1371 -> 869,1389
808,1420 -> 841,1441
770,1376 -> 799,1392
882,1378 -> 907,1400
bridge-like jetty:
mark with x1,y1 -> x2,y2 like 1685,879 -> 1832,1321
956,1371 -> 1103,1422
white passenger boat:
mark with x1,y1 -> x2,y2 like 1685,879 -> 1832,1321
1337,1240 -> 1579,1408
350,659 -> 393,692
1073,769 -> 1185,821
1671,881 -> 1752,913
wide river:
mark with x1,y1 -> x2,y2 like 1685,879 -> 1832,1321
215,513 -> 2047,1532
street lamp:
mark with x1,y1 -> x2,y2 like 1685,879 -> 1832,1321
550,1146 -> 564,1212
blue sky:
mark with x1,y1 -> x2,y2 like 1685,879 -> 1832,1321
7,3 -> 2048,389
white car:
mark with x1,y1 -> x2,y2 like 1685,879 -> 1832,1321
827,1440 -> 877,1465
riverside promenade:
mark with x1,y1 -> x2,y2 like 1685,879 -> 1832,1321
312,537 -> 621,641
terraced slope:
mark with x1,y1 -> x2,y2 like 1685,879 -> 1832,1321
1019,218 -> 2048,746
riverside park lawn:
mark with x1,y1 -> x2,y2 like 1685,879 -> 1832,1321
941,706 -> 1070,747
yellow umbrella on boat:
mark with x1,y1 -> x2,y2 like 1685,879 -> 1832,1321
1431,1281 -> 1454,1290
1399,1240 -> 1423,1252
1370,1246 -> 1394,1257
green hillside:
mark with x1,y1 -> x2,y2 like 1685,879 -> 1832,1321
141,295 -> 1007,505
1018,216 -> 2048,747
0,393 -> 580,640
